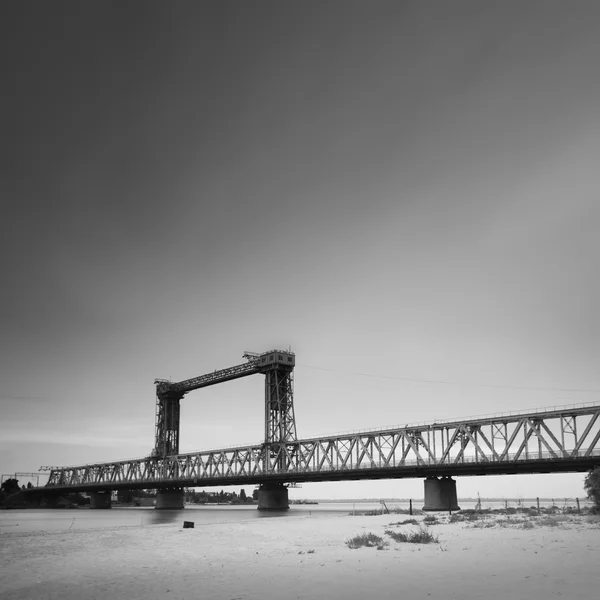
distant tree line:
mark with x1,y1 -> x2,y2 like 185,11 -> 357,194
113,488 -> 257,504
184,488 -> 257,504
116,489 -> 157,502
0,478 -> 88,508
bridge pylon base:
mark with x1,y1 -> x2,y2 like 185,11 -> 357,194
90,491 -> 112,509
155,488 -> 185,509
422,477 -> 460,511
257,483 -> 289,510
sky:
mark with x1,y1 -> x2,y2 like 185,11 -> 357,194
1,1 -> 599,500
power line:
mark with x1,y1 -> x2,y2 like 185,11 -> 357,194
297,364 -> 600,394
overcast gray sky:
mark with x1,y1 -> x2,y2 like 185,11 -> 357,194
1,1 -> 599,499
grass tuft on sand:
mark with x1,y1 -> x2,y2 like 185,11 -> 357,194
346,532 -> 385,549
384,527 -> 439,544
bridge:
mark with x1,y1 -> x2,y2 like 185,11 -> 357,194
40,349 -> 600,510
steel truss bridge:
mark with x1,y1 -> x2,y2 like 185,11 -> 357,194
42,349 -> 600,494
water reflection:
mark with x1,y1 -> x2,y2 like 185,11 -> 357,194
147,508 -> 186,526
147,505 -> 298,526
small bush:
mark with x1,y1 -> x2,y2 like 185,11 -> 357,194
449,513 -> 465,523
385,529 -> 409,542
385,527 -> 439,544
522,520 -> 535,529
423,515 -> 438,524
408,527 -> 439,544
346,532 -> 384,549
469,520 -> 495,529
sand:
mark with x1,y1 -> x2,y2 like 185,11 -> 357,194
1,511 -> 599,600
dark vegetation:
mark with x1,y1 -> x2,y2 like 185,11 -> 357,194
346,532 -> 386,549
1,478 -> 90,509
115,489 -> 156,503
448,503 -> 589,523
113,488 -> 256,505
584,467 -> 600,513
385,527 -> 439,544
0,478 -> 21,507
184,488 -> 256,504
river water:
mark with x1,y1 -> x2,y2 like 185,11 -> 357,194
0,498 -> 590,534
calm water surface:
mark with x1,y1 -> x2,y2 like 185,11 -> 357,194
0,499 -> 588,533
1,504 -> 344,533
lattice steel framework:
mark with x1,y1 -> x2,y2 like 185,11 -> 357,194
45,404 -> 600,491
264,363 -> 297,471
153,391 -> 182,457
265,367 -> 296,444
152,350 -> 296,460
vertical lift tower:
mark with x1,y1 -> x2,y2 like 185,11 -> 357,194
153,349 -> 296,509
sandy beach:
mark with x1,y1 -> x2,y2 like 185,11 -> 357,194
1,510 -> 599,600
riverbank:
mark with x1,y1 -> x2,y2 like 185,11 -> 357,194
1,511 -> 599,599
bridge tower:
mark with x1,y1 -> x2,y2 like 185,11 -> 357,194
151,348 -> 298,509
256,350 -> 297,510
152,385 -> 185,509
259,351 -> 297,454
153,384 -> 183,457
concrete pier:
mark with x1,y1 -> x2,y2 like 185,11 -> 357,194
422,476 -> 460,511
155,488 -> 185,509
257,483 -> 289,510
89,491 -> 112,509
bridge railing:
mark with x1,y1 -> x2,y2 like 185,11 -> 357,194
281,447 -> 600,473
44,401 -> 600,472
311,400 -> 600,439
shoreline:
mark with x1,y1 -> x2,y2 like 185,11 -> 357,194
2,510 -> 599,600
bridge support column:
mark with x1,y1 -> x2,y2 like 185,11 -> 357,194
89,491 -> 112,509
423,477 -> 460,511
155,488 -> 184,509
257,483 -> 289,510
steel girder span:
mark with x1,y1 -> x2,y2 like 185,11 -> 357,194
45,404 -> 600,492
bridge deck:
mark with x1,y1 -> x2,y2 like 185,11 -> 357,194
41,403 -> 600,493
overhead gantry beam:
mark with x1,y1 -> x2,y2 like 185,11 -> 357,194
153,349 -> 296,457
152,358 -> 262,457
155,359 -> 262,398
44,404 -> 600,492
